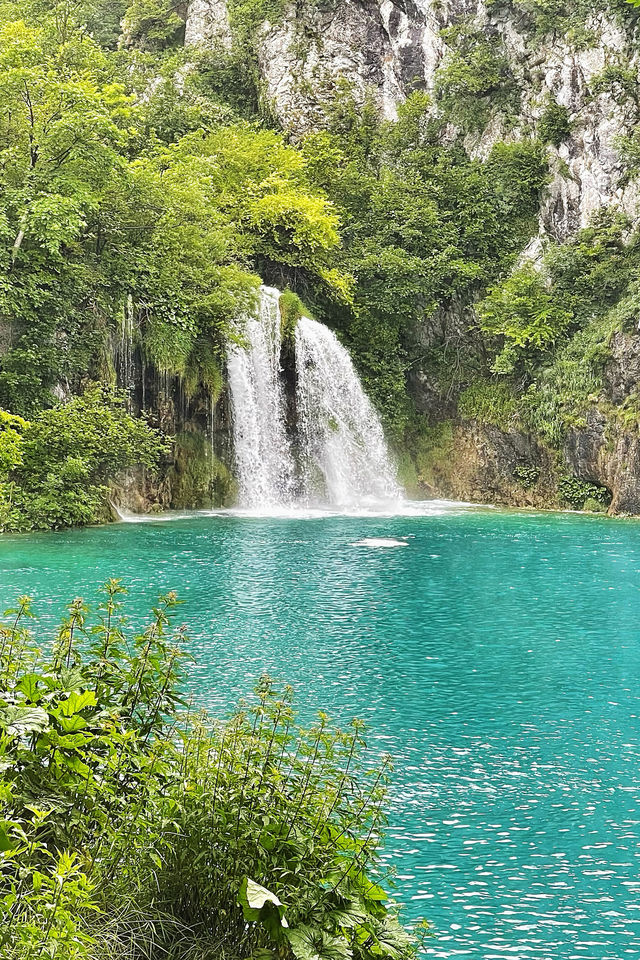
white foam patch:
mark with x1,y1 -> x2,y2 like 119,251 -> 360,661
351,537 -> 409,548
112,499 -> 487,524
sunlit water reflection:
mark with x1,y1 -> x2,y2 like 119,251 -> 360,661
2,505 -> 640,957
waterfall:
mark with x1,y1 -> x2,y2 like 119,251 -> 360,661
226,287 -> 295,507
115,294 -> 135,405
227,287 -> 402,510
295,316 -> 402,508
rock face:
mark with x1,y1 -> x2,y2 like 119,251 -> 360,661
256,0 -> 406,130
530,13 -> 640,239
185,0 -> 233,48
423,421 -> 559,509
186,0 -> 640,236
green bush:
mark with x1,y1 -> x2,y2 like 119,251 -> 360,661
478,265 -> 573,371
545,211 -> 640,318
486,0 -> 622,46
0,388 -> 168,532
459,379 -> 519,429
278,288 -> 307,341
122,0 -> 185,49
513,464 -> 540,487
0,584 -> 420,960
435,23 -> 520,132
558,475 -> 611,509
538,98 -> 571,146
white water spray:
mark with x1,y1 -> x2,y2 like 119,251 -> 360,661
227,288 -> 402,510
295,316 -> 402,508
226,287 -> 295,507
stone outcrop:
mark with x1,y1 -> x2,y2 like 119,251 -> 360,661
423,421 -> 559,509
185,0 -> 233,47
186,0 -> 640,236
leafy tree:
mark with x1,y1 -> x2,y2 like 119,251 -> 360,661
435,22 -> 520,132
478,265 -> 573,372
1,388 -> 168,530
121,0 -> 185,49
301,93 -> 547,434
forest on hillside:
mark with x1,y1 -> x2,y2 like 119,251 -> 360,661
5,0 -> 640,528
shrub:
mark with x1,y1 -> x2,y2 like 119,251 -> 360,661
545,211 -> 640,318
513,464 -> 540,487
478,265 -> 573,371
0,388 -> 168,531
459,379 -> 519,429
278,288 -> 307,341
538,97 -> 571,146
557,475 -> 611,509
0,584 -> 420,960
121,0 -> 185,49
435,23 -> 520,133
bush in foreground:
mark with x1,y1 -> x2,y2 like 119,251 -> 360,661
0,583 -> 422,959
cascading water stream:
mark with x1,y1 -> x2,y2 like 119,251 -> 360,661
227,287 -> 402,510
295,315 -> 402,508
226,287 -> 295,507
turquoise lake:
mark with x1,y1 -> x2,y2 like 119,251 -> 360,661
2,504 -> 640,958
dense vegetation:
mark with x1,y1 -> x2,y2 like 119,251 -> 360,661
0,584 -> 422,959
0,0 -> 348,527
2,0 -> 640,524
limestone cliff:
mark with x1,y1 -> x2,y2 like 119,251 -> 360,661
186,0 -> 640,237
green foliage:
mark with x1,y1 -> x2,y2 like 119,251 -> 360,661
0,585 -> 419,960
302,92 -> 547,435
513,464 -> 540,487
545,211 -> 640,317
478,265 -> 573,371
435,22 -> 520,133
402,418 -> 455,492
0,0 -> 346,424
518,314 -> 617,445
538,97 -> 571,146
122,0 -> 185,49
0,409 -> 26,480
0,388 -> 168,531
476,215 -> 640,446
168,430 -> 236,508
459,380 -> 519,429
226,0 -> 289,49
557,475 -> 611,509
590,60 -> 639,105
486,0 -> 633,46
615,124 -> 640,176
279,288 -> 307,341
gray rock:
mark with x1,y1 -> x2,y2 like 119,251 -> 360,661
185,0 -> 640,233
185,0 -> 233,49
604,331 -> 640,404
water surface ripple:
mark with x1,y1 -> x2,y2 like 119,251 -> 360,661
2,507 -> 640,958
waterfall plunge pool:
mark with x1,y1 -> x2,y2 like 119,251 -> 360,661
2,505 -> 640,958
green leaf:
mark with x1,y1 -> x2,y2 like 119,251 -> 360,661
57,714 -> 87,733
17,673 -> 41,702
286,925 -> 352,960
238,877 -> 288,926
364,883 -> 388,902
59,690 -> 97,717
0,823 -> 13,852
1,705 -> 48,737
